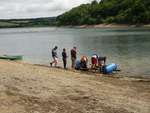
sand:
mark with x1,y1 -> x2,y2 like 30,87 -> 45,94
77,24 -> 150,28
0,60 -> 150,113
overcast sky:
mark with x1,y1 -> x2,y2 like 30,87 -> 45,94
0,0 -> 94,19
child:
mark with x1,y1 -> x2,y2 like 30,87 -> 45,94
62,48 -> 67,69
91,54 -> 98,69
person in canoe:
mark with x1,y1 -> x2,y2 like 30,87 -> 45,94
50,46 -> 58,67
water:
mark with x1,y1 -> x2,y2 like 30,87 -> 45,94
0,27 -> 150,78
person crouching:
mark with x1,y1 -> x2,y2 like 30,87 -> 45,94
91,54 -> 98,69
80,56 -> 88,70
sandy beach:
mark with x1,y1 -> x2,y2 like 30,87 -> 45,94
0,60 -> 150,113
76,24 -> 150,28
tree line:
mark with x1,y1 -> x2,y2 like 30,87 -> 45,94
56,0 -> 150,25
0,17 -> 56,28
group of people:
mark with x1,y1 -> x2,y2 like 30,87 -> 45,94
50,46 -> 77,69
50,46 -> 106,70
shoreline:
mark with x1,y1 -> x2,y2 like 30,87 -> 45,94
1,59 -> 150,81
2,59 -> 150,80
0,24 -> 150,29
63,23 -> 150,29
34,63 -> 150,81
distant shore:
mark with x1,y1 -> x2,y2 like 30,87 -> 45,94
74,24 -> 150,29
0,23 -> 150,29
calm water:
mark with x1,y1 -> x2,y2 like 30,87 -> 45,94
0,27 -> 150,78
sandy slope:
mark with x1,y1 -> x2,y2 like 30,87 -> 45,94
78,24 -> 150,28
0,60 -> 150,113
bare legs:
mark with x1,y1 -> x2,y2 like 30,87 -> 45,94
50,57 -> 58,67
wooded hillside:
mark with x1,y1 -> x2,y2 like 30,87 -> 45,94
57,0 -> 150,25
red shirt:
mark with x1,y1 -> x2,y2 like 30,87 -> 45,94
71,49 -> 76,59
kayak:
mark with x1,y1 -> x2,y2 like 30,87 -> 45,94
102,63 -> 117,74
0,55 -> 23,60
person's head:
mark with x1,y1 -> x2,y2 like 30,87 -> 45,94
73,46 -> 76,50
63,48 -> 66,52
54,46 -> 58,50
81,56 -> 88,62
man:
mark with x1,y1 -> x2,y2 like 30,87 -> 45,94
50,46 -> 58,67
70,47 -> 77,68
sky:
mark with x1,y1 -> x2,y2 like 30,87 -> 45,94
0,0 -> 94,19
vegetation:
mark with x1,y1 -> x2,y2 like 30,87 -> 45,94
1,0 -> 149,28
0,17 -> 56,28
57,0 -> 150,25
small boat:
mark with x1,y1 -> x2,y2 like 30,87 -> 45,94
0,55 -> 23,60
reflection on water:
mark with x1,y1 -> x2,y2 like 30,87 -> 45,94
0,27 -> 150,78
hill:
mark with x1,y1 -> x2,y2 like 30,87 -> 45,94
57,0 -> 150,25
0,17 -> 56,28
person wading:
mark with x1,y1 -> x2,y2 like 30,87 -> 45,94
50,46 -> 58,67
70,47 -> 77,68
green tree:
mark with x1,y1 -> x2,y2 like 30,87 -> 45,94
56,0 -> 150,25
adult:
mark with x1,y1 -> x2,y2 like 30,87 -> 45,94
50,46 -> 58,67
70,47 -> 77,68
62,48 -> 67,69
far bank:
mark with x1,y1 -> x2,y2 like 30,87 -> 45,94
59,24 -> 150,29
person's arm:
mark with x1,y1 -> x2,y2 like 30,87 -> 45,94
62,52 -> 63,58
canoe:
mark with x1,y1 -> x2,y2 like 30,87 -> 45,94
0,55 -> 23,60
102,63 -> 117,74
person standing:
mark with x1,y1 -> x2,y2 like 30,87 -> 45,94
70,47 -> 77,68
62,48 -> 67,69
50,46 -> 58,67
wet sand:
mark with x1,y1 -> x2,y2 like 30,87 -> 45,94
0,60 -> 150,113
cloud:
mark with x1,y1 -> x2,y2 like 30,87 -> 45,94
0,0 -> 93,19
